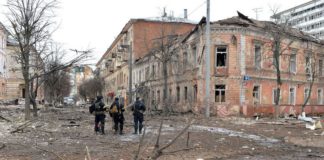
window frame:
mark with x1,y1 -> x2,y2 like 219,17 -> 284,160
215,46 -> 227,67
289,86 -> 296,105
215,85 -> 226,103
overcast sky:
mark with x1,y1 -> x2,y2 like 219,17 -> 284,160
0,0 -> 308,65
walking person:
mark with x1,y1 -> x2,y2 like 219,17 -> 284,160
109,97 -> 125,135
89,96 -> 106,135
131,97 -> 146,134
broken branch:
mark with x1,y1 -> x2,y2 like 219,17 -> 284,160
0,115 -> 11,122
34,145 -> 65,160
134,127 -> 146,160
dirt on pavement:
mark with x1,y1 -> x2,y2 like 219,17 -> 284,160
0,105 -> 323,160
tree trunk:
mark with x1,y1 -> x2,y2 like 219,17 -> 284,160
24,81 -> 31,120
162,62 -> 169,113
274,39 -> 282,119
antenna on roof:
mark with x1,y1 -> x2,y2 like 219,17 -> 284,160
252,8 -> 263,20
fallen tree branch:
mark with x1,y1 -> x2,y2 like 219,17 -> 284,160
150,119 -> 195,160
134,127 -> 146,160
34,145 -> 65,160
159,120 -> 194,151
0,115 -> 11,122
154,120 -> 163,149
85,145 -> 91,160
0,143 -> 6,150
163,146 -> 197,155
10,119 -> 37,134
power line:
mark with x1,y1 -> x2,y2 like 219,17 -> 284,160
188,1 -> 207,17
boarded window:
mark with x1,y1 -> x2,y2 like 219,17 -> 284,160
254,45 -> 261,69
215,47 -> 227,67
183,52 -> 188,69
215,85 -> 226,102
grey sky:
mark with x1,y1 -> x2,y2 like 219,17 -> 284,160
0,0 -> 308,64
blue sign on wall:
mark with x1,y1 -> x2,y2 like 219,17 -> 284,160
243,75 -> 251,81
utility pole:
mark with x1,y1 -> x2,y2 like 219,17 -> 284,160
205,0 -> 211,117
128,44 -> 133,105
252,8 -> 262,20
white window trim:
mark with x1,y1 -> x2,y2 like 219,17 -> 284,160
288,86 -> 296,105
272,88 -> 281,104
254,44 -> 262,69
289,53 -> 297,74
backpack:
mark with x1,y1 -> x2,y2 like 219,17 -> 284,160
109,104 -> 118,115
89,105 -> 95,114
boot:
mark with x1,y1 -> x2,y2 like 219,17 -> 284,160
101,125 -> 105,135
133,125 -> 138,134
139,123 -> 143,134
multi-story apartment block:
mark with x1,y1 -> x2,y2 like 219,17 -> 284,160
5,39 -> 25,99
274,0 -> 324,39
96,18 -> 195,104
136,14 -> 324,116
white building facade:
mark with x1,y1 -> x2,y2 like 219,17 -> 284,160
275,0 -> 324,39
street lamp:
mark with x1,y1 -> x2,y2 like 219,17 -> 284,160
119,44 -> 133,105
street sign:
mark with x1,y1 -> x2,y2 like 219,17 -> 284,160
243,75 -> 251,81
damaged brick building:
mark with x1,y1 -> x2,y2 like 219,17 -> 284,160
132,14 -> 324,117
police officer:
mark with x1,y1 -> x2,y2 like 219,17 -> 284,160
89,96 -> 106,134
131,97 -> 146,134
110,97 -> 125,135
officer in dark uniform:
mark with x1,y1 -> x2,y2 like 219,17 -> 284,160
131,97 -> 146,134
110,97 -> 125,135
89,96 -> 106,134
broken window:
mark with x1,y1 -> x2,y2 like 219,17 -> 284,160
289,87 -> 295,105
254,45 -> 261,70
253,86 -> 260,105
272,88 -> 281,104
319,59 -> 323,77
184,86 -> 188,101
318,89 -> 323,105
152,64 -> 155,78
215,85 -> 226,102
157,90 -> 160,104
192,46 -> 197,65
193,84 -> 197,102
183,52 -> 188,69
289,54 -> 297,73
215,46 -> 227,67
176,86 -> 180,102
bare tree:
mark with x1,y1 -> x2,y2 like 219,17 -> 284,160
78,77 -> 104,101
5,0 -> 90,120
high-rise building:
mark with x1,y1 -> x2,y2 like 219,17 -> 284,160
274,0 -> 324,39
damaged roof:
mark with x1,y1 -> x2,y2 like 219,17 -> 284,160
216,12 -> 321,43
183,12 -> 322,45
